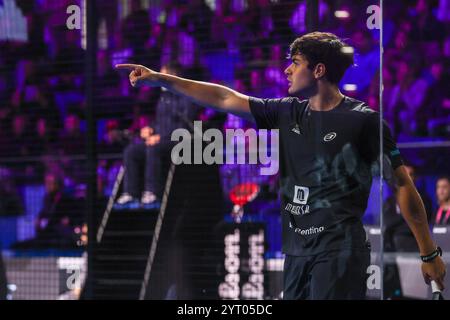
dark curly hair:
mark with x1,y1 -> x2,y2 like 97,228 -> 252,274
288,32 -> 354,84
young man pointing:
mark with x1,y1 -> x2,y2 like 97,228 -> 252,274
116,32 -> 446,299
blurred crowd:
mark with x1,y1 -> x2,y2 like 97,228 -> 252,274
0,0 -> 448,249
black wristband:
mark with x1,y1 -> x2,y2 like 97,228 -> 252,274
421,247 -> 443,263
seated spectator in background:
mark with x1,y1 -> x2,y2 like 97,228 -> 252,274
52,111 -> 88,188
52,25 -> 85,78
95,50 -> 121,99
29,117 -> 57,156
9,113 -> 34,158
387,56 -> 429,138
122,0 -> 151,58
11,60 -> 58,122
383,164 -> 432,252
97,119 -> 129,199
0,167 -> 24,217
424,59 -> 450,137
12,172 -> 83,250
248,67 -> 266,98
0,104 -> 13,156
98,119 -> 129,154
262,43 -> 288,98
7,113 -> 42,182
410,0 -> 446,43
434,176 -> 450,225
340,29 -> 379,97
115,62 -> 201,208
58,111 -> 85,155
97,159 -> 122,199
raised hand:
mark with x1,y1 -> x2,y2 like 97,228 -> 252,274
145,134 -> 160,146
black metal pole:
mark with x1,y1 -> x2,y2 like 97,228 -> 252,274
85,0 -> 98,300
306,0 -> 319,32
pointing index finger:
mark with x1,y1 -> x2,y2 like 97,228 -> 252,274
115,64 -> 140,70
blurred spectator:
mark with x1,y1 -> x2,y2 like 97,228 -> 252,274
28,117 -> 57,156
0,106 -> 10,156
340,30 -> 379,97
387,56 -> 429,138
96,0 -> 119,49
248,67 -> 266,98
58,112 -> 85,155
288,0 -> 329,36
115,62 -> 201,208
9,113 -> 33,158
98,119 -> 129,154
97,159 -> 122,198
434,176 -> 450,225
127,113 -> 152,141
12,60 -> 57,121
160,26 -> 199,70
52,25 -> 85,76
270,0 -> 298,43
183,0 -> 214,50
0,167 -> 24,217
95,50 -> 121,99
410,0 -> 446,42
12,172 -> 83,250
122,0 -> 151,58
245,0 -> 274,41
262,43 -> 288,98
424,59 -> 450,137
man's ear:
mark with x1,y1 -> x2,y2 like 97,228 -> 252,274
314,63 -> 326,79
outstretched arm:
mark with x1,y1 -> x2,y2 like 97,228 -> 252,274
394,165 -> 447,289
115,64 -> 252,120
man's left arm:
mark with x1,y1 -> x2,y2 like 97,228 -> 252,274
394,165 -> 446,290
363,112 -> 447,290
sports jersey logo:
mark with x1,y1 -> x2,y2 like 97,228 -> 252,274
323,132 -> 337,142
291,124 -> 301,135
293,186 -> 309,205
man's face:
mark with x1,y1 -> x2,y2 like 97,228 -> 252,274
436,179 -> 450,204
284,54 -> 316,97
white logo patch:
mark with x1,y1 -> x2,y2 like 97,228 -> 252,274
323,132 -> 337,142
291,127 -> 301,135
293,186 -> 309,205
